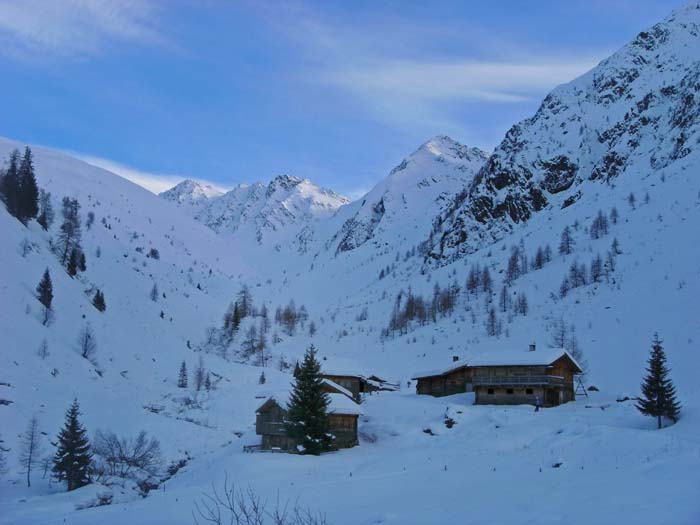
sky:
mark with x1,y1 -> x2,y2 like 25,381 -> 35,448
0,0 -> 683,198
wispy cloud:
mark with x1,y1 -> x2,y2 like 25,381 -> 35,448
0,0 -> 165,60
319,57 -> 601,132
248,2 -> 607,134
69,152 -> 230,195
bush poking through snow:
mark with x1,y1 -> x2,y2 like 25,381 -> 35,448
193,473 -> 326,525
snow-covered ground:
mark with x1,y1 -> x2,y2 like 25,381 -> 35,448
1,3 -> 700,523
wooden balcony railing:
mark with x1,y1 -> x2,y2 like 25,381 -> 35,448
472,375 -> 566,387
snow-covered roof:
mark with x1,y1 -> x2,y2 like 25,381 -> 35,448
256,391 -> 362,416
411,359 -> 470,380
322,378 -> 354,399
411,349 -> 582,379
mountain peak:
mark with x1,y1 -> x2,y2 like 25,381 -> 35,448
160,179 -> 225,203
407,135 -> 489,166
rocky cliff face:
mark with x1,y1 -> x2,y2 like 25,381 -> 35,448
427,1 -> 700,263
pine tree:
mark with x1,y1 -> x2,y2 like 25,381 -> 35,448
285,345 -> 332,455
92,289 -> 106,312
559,226 -> 575,255
67,248 -> 79,277
177,361 -> 188,388
150,283 -> 158,302
258,371 -> 266,385
37,189 -> 54,230
57,197 -> 82,265
36,268 -> 53,311
204,372 -> 212,392
52,399 -> 92,491
2,149 -> 21,219
636,334 -> 681,429
78,251 -> 87,272
19,415 -> 42,487
17,147 -> 38,223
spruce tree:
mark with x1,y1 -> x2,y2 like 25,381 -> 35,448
92,289 -> 106,312
67,248 -> 79,277
57,197 -> 82,265
36,268 -> 53,310
636,334 -> 681,429
177,361 -> 188,388
78,251 -> 87,272
285,346 -> 332,455
18,147 -> 38,223
52,399 -> 92,491
37,189 -> 54,231
559,226 -> 575,255
2,150 -> 21,219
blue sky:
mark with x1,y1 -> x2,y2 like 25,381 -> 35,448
0,0 -> 682,198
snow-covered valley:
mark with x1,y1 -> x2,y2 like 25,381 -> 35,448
1,3 -> 700,524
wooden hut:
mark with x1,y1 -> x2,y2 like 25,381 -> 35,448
411,357 -> 473,397
255,385 -> 362,452
319,371 -> 396,401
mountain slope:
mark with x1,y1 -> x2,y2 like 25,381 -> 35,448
428,1 -> 700,262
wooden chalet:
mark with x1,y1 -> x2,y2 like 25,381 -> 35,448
254,380 -> 362,453
412,346 -> 583,407
318,371 -> 397,402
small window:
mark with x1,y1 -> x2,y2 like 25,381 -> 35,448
506,388 -> 514,394
526,388 -> 533,395
487,388 -> 494,395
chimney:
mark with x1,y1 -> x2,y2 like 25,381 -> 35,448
529,343 -> 536,352
452,355 -> 459,362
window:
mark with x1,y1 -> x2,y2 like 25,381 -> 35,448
526,388 -> 533,395
506,388 -> 514,394
487,388 -> 494,395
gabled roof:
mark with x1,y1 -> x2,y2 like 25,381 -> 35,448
411,359 -> 469,380
255,391 -> 362,416
411,349 -> 582,380
467,348 -> 583,373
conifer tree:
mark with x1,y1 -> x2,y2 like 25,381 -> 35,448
559,226 -> 575,255
37,189 -> 54,230
18,147 -> 38,223
636,334 -> 681,429
2,150 -> 21,216
285,345 -> 332,455
36,268 -> 53,311
92,289 -> 106,312
78,251 -> 87,272
177,361 -> 188,388
57,197 -> 81,265
52,399 -> 92,491
67,248 -> 79,277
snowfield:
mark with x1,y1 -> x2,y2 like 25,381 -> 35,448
1,3 -> 700,524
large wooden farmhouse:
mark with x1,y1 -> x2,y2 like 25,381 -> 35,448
255,380 -> 362,452
412,346 -> 582,407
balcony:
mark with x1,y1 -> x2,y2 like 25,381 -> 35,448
471,375 -> 566,387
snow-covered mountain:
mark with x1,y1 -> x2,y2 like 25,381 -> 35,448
2,3 -> 700,524
160,175 -> 349,249
427,1 -> 700,263
323,135 -> 488,255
